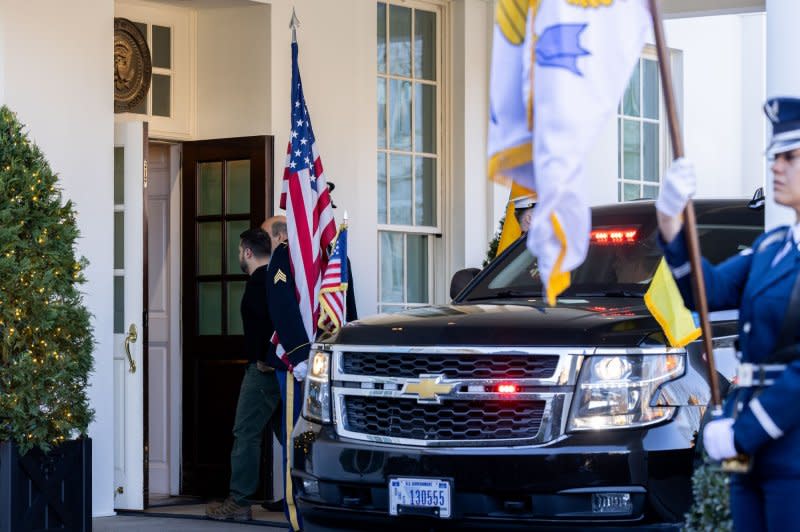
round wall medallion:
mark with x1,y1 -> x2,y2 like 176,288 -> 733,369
114,18 -> 152,113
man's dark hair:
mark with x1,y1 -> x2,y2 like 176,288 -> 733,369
270,220 -> 287,239
239,228 -> 272,258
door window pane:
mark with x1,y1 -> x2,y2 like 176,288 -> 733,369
389,5 -> 411,76
414,10 -> 436,80
406,235 -> 428,303
380,232 -> 403,303
389,79 -> 412,150
114,211 -> 125,269
226,221 -> 251,274
198,222 -> 222,275
152,25 -> 171,69
378,153 -> 387,224
198,162 -> 222,215
198,282 -> 222,335
152,74 -> 171,117
415,83 -> 436,153
114,276 -> 124,334
623,119 -> 640,181
389,154 -> 412,225
415,157 -> 436,226
226,160 -> 250,214
114,147 -> 124,204
377,3 -> 386,73
227,281 -> 246,335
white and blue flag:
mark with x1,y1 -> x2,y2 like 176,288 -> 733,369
489,0 -> 650,304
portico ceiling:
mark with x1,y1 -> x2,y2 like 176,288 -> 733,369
662,0 -> 764,18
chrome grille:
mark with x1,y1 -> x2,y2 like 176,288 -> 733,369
329,345 -> 587,447
341,352 -> 559,379
343,396 -> 546,441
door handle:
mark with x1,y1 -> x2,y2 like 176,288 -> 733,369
124,323 -> 137,374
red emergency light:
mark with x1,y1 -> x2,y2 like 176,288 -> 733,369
590,227 -> 639,245
496,383 -> 519,394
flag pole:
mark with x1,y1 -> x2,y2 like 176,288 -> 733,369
648,0 -> 722,412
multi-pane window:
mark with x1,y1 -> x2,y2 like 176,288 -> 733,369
618,55 -> 662,202
128,21 -> 173,118
377,1 -> 440,314
195,160 -> 251,335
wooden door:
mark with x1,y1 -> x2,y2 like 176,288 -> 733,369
181,136 -> 273,496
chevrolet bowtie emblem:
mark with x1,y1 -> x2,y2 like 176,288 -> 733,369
273,269 -> 287,284
403,375 -> 456,403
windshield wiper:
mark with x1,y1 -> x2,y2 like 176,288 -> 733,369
465,289 -> 541,301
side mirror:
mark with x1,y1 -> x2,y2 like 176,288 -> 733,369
450,268 -> 480,300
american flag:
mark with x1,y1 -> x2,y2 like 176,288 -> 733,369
318,224 -> 349,334
273,40 -> 337,364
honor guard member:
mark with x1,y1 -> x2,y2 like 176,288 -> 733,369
513,193 -> 536,233
266,238 -> 310,532
656,97 -> 800,530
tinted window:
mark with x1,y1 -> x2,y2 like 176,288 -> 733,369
464,207 -> 762,300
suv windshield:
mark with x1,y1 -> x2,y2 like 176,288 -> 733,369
464,205 -> 763,301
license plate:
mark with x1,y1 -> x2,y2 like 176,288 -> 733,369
389,477 -> 451,518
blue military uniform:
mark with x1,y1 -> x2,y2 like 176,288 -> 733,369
661,96 -> 800,530
266,241 -> 309,531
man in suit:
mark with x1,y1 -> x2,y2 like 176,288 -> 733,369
262,215 -> 288,251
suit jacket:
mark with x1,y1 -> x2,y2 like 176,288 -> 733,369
266,242 -> 312,368
662,226 -> 800,473
241,264 -> 274,364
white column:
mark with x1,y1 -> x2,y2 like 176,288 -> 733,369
765,0 -> 800,229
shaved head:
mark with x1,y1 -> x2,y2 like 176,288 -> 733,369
261,215 -> 287,251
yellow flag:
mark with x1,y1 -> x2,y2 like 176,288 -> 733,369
644,259 -> 701,347
497,182 -> 534,256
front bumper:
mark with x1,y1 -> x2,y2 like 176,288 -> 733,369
291,411 -> 698,529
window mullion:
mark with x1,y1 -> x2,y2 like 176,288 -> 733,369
402,234 -> 408,305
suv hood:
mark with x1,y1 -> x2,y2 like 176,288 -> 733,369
329,298 -> 663,347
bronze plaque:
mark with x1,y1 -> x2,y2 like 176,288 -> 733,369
114,18 -> 152,113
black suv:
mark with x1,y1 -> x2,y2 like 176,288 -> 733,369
291,199 -> 763,530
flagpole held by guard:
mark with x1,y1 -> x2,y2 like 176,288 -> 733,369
648,0 -> 749,473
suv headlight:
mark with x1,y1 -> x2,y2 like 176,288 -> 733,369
567,354 -> 684,431
302,350 -> 332,423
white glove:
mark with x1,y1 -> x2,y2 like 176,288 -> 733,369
293,361 -> 308,382
703,418 -> 737,461
656,157 -> 696,217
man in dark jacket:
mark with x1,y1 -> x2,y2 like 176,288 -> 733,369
206,228 -> 280,522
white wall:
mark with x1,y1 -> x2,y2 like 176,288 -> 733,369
196,3 -> 271,139
0,0 -> 116,517
450,0 -> 493,273
740,13 -> 767,199
665,15 -> 749,198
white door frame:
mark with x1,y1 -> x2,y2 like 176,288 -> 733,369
168,143 -> 183,495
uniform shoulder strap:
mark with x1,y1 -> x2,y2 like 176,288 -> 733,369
756,227 -> 789,254
772,267 -> 800,363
